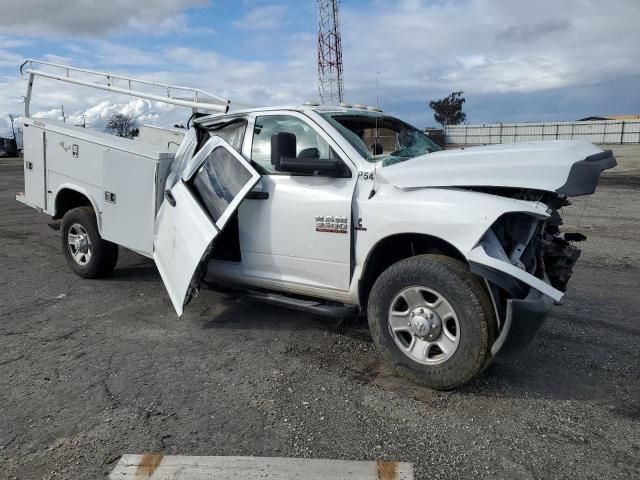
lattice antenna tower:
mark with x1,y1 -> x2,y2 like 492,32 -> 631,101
317,0 -> 344,105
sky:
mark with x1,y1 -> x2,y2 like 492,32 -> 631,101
1,0 -> 639,138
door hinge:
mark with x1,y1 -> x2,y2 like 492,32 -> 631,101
105,191 -> 116,204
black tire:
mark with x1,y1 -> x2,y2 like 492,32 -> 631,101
60,206 -> 118,279
367,254 -> 496,390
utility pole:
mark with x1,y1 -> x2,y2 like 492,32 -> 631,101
61,105 -> 66,123
317,0 -> 344,105
81,114 -> 86,128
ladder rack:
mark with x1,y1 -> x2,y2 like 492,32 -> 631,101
19,59 -> 231,117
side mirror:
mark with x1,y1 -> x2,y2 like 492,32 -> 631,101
270,132 -> 345,177
271,132 -> 296,171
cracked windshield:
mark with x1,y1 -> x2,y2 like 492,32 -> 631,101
321,112 -> 442,166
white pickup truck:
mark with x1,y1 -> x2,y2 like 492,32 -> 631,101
16,60 -> 616,389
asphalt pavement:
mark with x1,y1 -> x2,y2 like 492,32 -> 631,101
1,151 -> 639,479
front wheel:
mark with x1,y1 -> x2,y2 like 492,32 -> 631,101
60,206 -> 118,279
367,255 -> 496,390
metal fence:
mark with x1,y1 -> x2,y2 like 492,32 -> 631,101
444,120 -> 640,145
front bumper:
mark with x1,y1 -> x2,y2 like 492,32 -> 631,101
491,287 -> 555,356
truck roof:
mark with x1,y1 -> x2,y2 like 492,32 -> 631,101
196,104 -> 383,124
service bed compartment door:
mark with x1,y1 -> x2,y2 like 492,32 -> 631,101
102,149 -> 159,255
22,125 -> 46,209
153,137 -> 260,316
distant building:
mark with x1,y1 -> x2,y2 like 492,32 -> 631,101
609,114 -> 640,120
578,114 -> 640,121
577,116 -> 609,121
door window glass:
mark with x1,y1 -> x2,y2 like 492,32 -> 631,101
192,146 -> 253,223
251,115 -> 334,173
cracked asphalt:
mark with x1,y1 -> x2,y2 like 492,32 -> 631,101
1,146 -> 639,479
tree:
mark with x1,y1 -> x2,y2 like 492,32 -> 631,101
429,91 -> 467,128
105,113 -> 139,138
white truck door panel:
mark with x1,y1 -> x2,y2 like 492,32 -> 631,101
238,175 -> 353,291
153,138 -> 260,316
101,150 -> 164,256
237,112 -> 355,293
22,125 -> 46,210
154,181 -> 217,316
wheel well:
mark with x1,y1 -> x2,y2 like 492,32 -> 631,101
358,233 -> 466,308
54,189 -> 92,219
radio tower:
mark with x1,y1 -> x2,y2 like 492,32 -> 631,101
317,0 -> 344,105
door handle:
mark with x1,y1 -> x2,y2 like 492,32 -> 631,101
164,189 -> 176,207
245,191 -> 269,200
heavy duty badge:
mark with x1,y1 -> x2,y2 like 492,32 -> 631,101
315,215 -> 348,234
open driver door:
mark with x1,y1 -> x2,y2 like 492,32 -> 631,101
153,136 -> 260,316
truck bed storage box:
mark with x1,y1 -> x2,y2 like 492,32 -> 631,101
20,120 -> 174,257
101,149 -> 172,255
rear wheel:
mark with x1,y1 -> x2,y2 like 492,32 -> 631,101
60,206 -> 118,278
367,255 -> 496,390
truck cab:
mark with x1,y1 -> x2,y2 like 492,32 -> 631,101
150,103 -> 615,389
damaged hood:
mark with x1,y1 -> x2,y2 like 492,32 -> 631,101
378,140 -> 616,196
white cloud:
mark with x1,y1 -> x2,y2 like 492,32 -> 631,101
164,44 -> 316,105
65,41 -> 163,67
0,37 -> 32,49
233,5 -> 289,30
65,98 -> 178,129
129,13 -> 215,35
0,50 -> 22,69
0,37 -> 317,137
0,0 -> 208,37
340,0 -> 640,98
2,0 -> 640,135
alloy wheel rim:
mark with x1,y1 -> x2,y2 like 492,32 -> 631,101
387,285 -> 460,365
67,223 -> 92,266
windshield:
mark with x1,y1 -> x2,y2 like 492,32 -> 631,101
320,112 -> 442,166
